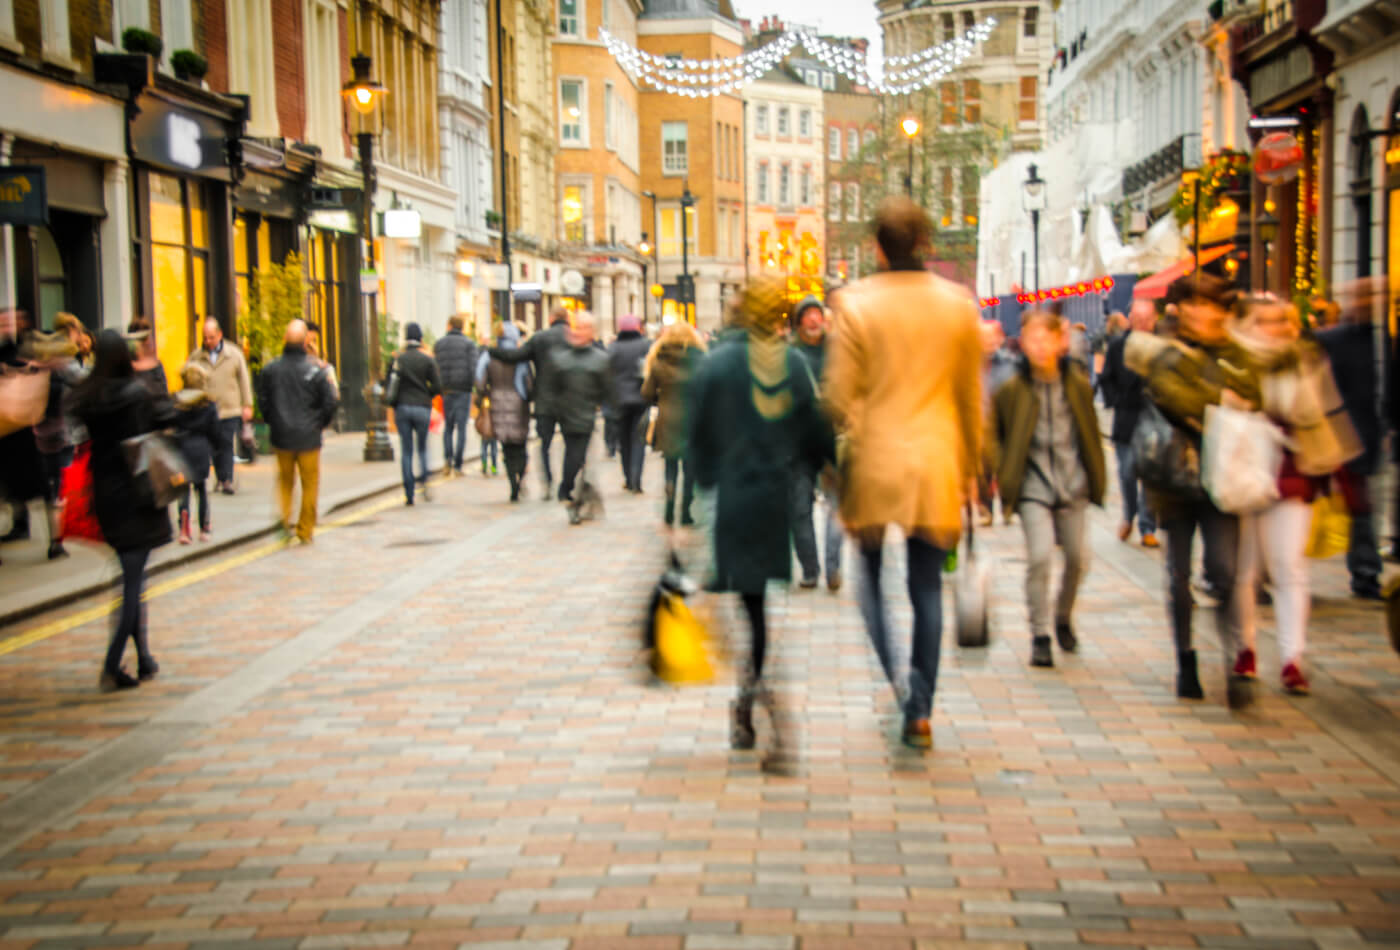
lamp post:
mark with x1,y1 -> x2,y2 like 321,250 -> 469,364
494,0 -> 512,330
1021,162 -> 1047,294
641,189 -> 659,312
638,235 -> 651,327
900,116 -> 920,197
680,182 -> 695,324
342,52 -> 392,462
1256,199 -> 1280,292
1182,168 -> 1202,288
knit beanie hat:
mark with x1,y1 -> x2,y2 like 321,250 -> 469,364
404,322 -> 423,342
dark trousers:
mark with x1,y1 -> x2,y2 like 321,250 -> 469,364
105,547 -> 153,674
503,442 -> 528,498
1340,468 -> 1381,591
213,416 -> 239,484
792,465 -> 843,584
537,415 -> 561,484
617,405 -> 648,490
742,591 -> 767,678
858,535 -> 944,721
395,404 -> 432,502
442,392 -> 471,471
663,456 -> 695,525
558,432 -> 591,501
1163,500 -> 1240,660
1114,439 -> 1156,535
178,479 -> 210,531
603,411 -> 619,457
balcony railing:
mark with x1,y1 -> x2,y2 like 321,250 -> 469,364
1122,134 -> 1200,196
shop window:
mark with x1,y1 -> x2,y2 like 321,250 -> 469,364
306,230 -> 344,373
562,184 -> 586,242
36,228 -> 65,329
146,172 -> 212,385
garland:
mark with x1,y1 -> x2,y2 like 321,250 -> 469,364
1170,150 -> 1249,229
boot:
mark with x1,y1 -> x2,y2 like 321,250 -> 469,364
1176,650 -> 1204,700
731,680 -> 757,751
757,683 -> 795,775
178,510 -> 192,545
1030,635 -> 1054,668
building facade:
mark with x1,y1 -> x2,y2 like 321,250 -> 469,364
511,0 -> 561,327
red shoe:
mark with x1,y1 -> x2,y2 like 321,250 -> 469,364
1282,662 -> 1310,695
178,510 -> 192,545
1233,648 -> 1257,679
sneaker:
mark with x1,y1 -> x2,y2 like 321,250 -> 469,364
1281,662 -> 1310,695
219,482 -> 236,496
199,528 -> 212,542
1054,621 -> 1077,653
47,541 -> 68,560
1227,674 -> 1255,710
99,668 -> 140,692
1141,533 -> 1160,549
901,717 -> 932,749
799,577 -> 819,590
1233,648 -> 1258,679
1030,635 -> 1054,668
137,658 -> 160,681
491,464 -> 499,476
827,572 -> 842,593
1118,521 -> 1132,542
1352,583 -> 1383,601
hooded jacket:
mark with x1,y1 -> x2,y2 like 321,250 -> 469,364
256,345 -> 339,452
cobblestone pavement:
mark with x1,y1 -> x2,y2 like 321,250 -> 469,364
2,442 -> 1400,949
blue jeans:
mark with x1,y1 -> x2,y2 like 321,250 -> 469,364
395,404 -> 432,501
481,438 -> 498,471
442,392 -> 470,471
792,465 -> 843,583
1114,440 -> 1156,535
858,535 -> 944,721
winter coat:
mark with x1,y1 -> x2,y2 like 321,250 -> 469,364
484,356 -> 532,445
1315,323 -> 1380,475
390,342 -> 442,409
136,363 -> 169,398
489,319 -> 571,418
823,270 -> 984,551
1099,331 -> 1148,444
34,356 -> 88,455
641,342 -> 702,459
174,391 -> 220,480
549,343 -> 612,436
184,342 -> 252,420
793,337 -> 826,385
607,331 -> 651,411
74,377 -> 176,552
688,337 -> 834,594
256,345 -> 339,453
989,358 -> 1106,513
433,330 -> 478,394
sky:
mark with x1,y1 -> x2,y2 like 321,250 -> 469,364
730,0 -> 884,74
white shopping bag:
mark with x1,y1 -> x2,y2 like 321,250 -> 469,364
1201,405 -> 1284,514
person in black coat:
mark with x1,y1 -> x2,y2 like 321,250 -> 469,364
0,310 -> 47,559
72,330 -> 178,692
173,363 -> 221,544
1097,299 -> 1159,547
608,314 -> 651,493
433,315 -> 477,477
388,322 -> 443,505
488,308 -> 572,497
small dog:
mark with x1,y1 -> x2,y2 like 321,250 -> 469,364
568,467 -> 605,525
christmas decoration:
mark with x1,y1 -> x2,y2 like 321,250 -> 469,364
1014,277 -> 1115,305
1170,150 -> 1249,231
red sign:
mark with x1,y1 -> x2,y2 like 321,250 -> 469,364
1255,131 -> 1303,185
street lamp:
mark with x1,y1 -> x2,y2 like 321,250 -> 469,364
901,116 -> 920,197
1256,198 -> 1280,291
1021,162 -> 1047,294
680,182 -> 695,324
342,52 -> 393,462
641,189 -> 659,311
638,234 -> 651,326
1182,168 -> 1202,287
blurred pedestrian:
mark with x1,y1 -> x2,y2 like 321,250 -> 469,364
184,317 -> 252,496
642,321 -> 706,527
434,314 -> 477,478
125,317 -> 168,397
979,319 -> 1016,525
489,306 -> 572,499
990,310 -> 1105,669
789,295 -> 844,590
257,320 -> 339,543
72,330 -> 178,691
32,313 -> 89,560
304,321 -> 339,401
551,311 -> 612,524
1131,273 -> 1259,706
475,321 -> 534,502
689,275 -> 834,772
825,197 -> 984,750
609,313 -> 651,493
388,322 -> 442,505
1099,299 -> 1160,548
173,363 -> 220,544
0,309 -> 46,556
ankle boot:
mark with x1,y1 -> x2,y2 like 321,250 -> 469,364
731,680 -> 757,750
1177,649 -> 1204,700
757,682 -> 795,775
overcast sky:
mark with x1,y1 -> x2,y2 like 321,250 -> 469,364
731,0 -> 885,74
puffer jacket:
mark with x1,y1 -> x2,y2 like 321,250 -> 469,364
549,343 -> 612,435
256,345 -> 339,452
484,357 -> 531,444
434,330 -> 477,394
489,319 -> 571,418
608,330 -> 651,411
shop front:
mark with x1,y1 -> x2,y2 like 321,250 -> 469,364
1387,89 -> 1400,338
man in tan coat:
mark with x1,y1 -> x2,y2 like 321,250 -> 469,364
824,197 -> 983,749
185,317 -> 253,495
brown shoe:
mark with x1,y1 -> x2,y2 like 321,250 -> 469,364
1141,533 -> 1160,548
1117,521 -> 1132,542
902,717 -> 932,750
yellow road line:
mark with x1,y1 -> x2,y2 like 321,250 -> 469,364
0,492 -> 406,657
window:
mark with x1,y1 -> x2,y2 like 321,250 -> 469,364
560,79 -> 584,143
804,69 -> 818,86
940,82 -> 957,126
562,184 -> 586,242
821,71 -> 835,91
559,0 -> 579,36
227,0 -> 280,136
605,83 -> 617,150
757,161 -> 769,203
846,128 -> 858,160
1019,75 -> 1038,123
963,10 -> 974,33
828,182 -> 842,220
846,183 -> 860,222
961,166 -> 979,225
964,79 -> 981,125
941,12 -> 954,42
777,107 -> 790,136
800,167 -> 811,206
940,167 -> 954,224
717,207 -> 728,257
799,109 -> 811,138
662,121 -> 687,174
755,104 -> 769,136
779,163 -> 791,206
1023,5 -> 1037,37
863,129 -> 875,162
658,205 -> 697,256
601,0 -> 609,31
828,126 -> 841,160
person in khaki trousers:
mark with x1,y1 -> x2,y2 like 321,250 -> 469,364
824,197 -> 984,750
256,320 -> 338,543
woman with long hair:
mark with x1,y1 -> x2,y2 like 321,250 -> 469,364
642,321 -> 706,526
72,330 -> 177,691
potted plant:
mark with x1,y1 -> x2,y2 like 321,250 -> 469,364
485,209 -> 503,230
237,252 -> 308,453
121,27 -> 163,60
170,49 -> 208,83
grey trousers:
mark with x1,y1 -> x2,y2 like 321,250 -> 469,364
1019,500 -> 1089,638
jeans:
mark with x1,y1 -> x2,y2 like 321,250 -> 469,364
396,404 -> 432,502
1114,440 -> 1156,536
213,416 -> 240,484
178,479 -> 210,532
663,456 -> 695,525
275,449 -> 321,541
792,465 -> 843,583
106,547 -> 153,674
1019,500 -> 1088,638
618,405 -> 648,490
537,415 -> 561,485
442,392 -> 471,471
603,411 -> 619,457
1163,499 -> 1240,661
481,438 -> 498,472
1340,468 -> 1381,590
858,535 -> 944,721
1237,499 -> 1311,668
559,432 -> 591,501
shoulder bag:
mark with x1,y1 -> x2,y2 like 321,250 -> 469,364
122,431 -> 192,509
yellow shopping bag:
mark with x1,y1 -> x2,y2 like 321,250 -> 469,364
1304,493 -> 1351,560
653,590 -> 714,685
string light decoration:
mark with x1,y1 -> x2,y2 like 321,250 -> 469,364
599,19 -> 996,99
1295,124 -> 1312,297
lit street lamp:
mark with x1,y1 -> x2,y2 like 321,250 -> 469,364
1021,162 -> 1047,294
901,116 -> 920,197
638,234 -> 651,326
342,52 -> 392,461
680,183 -> 695,324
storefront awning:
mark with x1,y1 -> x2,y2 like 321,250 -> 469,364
1131,244 -> 1234,299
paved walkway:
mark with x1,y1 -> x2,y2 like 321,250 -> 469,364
1,443 -> 1399,948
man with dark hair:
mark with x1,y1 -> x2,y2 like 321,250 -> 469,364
434,314 -> 477,477
490,306 -> 572,498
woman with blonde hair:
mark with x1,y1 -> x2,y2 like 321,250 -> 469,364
642,321 -> 706,526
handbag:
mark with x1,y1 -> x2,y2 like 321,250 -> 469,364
645,553 -> 715,685
1304,492 -> 1351,559
1200,405 -> 1283,514
953,504 -> 990,647
474,395 -> 494,440
122,431 -> 192,509
59,442 -> 104,544
1132,401 -> 1204,500
0,365 -> 50,438
383,358 -> 400,406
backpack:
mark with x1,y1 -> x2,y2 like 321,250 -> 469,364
1132,400 -> 1204,500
